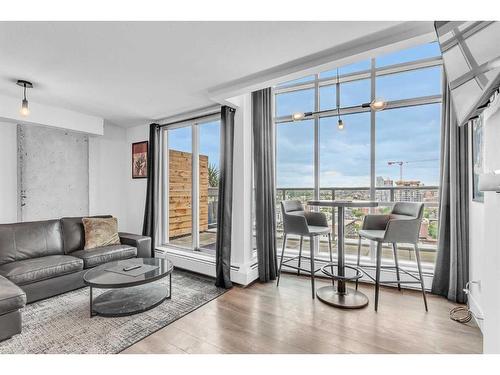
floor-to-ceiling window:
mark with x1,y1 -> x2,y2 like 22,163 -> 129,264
162,115 -> 221,253
274,42 -> 442,270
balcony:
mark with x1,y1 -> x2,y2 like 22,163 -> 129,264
169,185 -> 439,267
276,186 -> 439,266
168,186 -> 219,251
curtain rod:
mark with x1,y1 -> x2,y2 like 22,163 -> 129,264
157,110 -> 221,128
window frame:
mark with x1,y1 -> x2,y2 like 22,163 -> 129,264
160,113 -> 221,253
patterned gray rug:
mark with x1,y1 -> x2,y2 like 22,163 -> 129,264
0,269 -> 226,354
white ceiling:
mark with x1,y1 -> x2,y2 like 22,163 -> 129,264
0,21 -> 404,127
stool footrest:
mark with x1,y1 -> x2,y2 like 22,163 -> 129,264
320,263 -> 363,282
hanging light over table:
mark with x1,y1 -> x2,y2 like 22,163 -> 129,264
17,80 -> 33,117
336,68 -> 344,130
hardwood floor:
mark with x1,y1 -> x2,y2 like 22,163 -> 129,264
122,274 -> 482,354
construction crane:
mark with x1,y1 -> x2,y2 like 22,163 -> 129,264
387,159 -> 438,182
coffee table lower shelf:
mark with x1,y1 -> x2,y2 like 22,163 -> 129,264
89,275 -> 172,318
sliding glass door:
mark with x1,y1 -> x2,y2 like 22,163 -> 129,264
162,115 -> 221,253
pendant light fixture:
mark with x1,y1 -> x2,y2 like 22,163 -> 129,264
336,68 -> 344,130
17,80 -> 33,117
290,64 -> 387,125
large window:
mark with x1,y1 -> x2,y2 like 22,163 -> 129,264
274,42 -> 442,269
163,116 -> 221,253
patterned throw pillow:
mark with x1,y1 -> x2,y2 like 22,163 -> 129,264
82,217 -> 121,250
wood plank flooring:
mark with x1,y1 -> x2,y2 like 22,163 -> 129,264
122,274 -> 482,354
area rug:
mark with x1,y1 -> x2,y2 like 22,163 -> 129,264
0,269 -> 226,354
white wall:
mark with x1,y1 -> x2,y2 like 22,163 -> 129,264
0,122 -> 18,223
0,114 -> 125,229
125,124 -> 149,233
89,122 -> 129,231
468,124 -> 486,332
480,95 -> 500,353
0,93 -> 103,136
469,94 -> 500,353
0,94 -> 107,224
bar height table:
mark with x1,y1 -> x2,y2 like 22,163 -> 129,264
307,200 -> 379,309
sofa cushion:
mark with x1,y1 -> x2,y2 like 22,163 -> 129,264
82,217 -> 120,250
61,215 -> 112,254
0,255 -> 83,286
0,220 -> 64,266
72,244 -> 137,268
0,275 -> 26,314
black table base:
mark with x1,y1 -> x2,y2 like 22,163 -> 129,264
316,286 -> 369,309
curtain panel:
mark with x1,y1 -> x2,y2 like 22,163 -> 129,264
432,74 -> 469,303
215,106 -> 235,288
252,88 -> 278,282
142,123 -> 161,257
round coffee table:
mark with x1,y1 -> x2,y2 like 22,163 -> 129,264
83,258 -> 173,317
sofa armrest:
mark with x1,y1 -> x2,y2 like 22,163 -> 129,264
119,232 -> 152,258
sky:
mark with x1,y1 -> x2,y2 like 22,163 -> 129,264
276,42 -> 442,188
168,120 -> 221,169
167,42 -> 443,188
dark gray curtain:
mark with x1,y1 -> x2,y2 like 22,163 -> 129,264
142,123 -> 161,257
432,74 -> 469,303
252,88 -> 278,282
215,106 -> 235,288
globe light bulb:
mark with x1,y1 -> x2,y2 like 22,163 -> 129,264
292,112 -> 305,121
20,99 -> 30,117
370,98 -> 387,111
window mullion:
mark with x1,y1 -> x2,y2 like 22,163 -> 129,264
314,74 -> 320,255
192,123 -> 200,251
162,129 -> 169,246
370,57 -> 377,262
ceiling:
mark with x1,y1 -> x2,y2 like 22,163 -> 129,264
0,21 -> 404,127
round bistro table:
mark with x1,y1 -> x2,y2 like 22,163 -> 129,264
307,200 -> 378,309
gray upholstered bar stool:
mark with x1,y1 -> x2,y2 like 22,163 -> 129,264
277,200 -> 334,299
355,202 -> 428,312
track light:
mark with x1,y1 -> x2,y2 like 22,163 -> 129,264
292,112 -> 306,121
17,80 -> 33,117
370,98 -> 387,111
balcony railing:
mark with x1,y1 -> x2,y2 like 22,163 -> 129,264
275,186 -> 439,264
208,187 -> 219,227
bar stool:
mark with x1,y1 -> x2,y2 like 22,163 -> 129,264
277,200 -> 334,299
355,202 -> 428,311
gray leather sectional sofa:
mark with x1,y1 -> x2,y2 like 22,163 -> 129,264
0,216 -> 151,342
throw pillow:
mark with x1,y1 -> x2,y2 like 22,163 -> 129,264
82,217 -> 121,250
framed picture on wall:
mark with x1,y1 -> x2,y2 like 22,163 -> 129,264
472,115 -> 484,202
132,141 -> 148,179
